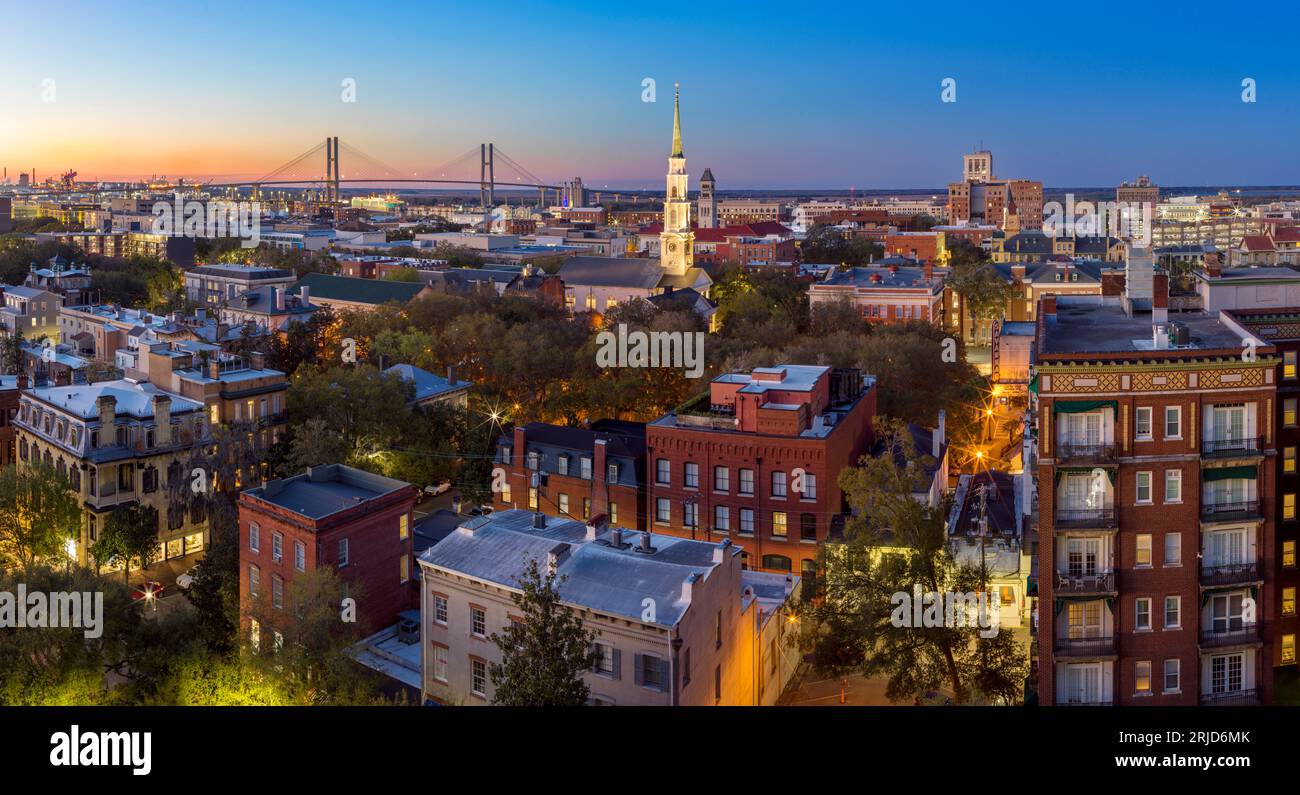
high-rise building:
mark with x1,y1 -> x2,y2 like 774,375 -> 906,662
1036,260 -> 1277,706
698,167 -> 717,228
948,150 -> 1043,230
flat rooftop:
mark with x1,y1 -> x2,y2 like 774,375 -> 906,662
245,464 -> 409,521
1041,297 -> 1247,355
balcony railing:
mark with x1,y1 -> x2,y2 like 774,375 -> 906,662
1055,442 -> 1118,464
1201,436 -> 1263,458
1199,561 -> 1261,587
1054,507 -> 1117,529
1055,571 -> 1117,595
1199,688 -> 1259,706
1053,635 -> 1116,657
1199,623 -> 1260,648
1200,500 -> 1262,521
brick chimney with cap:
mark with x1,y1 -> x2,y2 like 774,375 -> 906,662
1204,252 -> 1223,278
208,357 -> 221,380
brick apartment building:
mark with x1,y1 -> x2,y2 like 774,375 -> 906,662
0,375 -> 24,467
645,364 -> 875,578
494,420 -> 648,531
239,464 -> 418,639
1037,282 -> 1278,705
1221,309 -> 1300,672
807,263 -> 945,326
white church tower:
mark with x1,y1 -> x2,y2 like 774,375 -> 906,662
659,83 -> 694,277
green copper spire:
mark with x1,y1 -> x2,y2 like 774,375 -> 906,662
671,82 -> 683,158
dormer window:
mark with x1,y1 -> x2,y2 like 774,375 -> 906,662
557,455 -> 569,476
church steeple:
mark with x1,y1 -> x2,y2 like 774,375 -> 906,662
660,83 -> 693,277
671,82 -> 684,158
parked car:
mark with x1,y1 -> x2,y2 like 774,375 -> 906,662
176,566 -> 199,590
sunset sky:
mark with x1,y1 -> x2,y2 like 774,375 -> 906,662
3,1 -> 1299,189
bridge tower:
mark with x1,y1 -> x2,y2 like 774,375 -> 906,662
479,143 -> 495,208
324,136 -> 341,205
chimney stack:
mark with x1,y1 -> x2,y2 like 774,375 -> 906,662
934,409 -> 946,457
447,365 -> 457,386
1152,272 -> 1169,324
275,288 -> 286,311
1204,252 -> 1223,278
96,394 -> 116,448
300,285 -> 310,304
153,395 -> 172,446
208,357 -> 221,380
712,537 -> 732,564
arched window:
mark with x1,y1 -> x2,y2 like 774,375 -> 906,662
761,554 -> 792,572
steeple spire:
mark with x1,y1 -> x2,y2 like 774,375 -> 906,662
671,82 -> 683,158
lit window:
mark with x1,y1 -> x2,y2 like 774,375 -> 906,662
1133,662 -> 1154,691
400,554 -> 409,583
399,514 -> 409,540
1136,534 -> 1152,567
1287,447 -> 1297,474
1285,587 -> 1297,617
772,511 -> 787,537
1286,351 -> 1297,379
1287,494 -> 1296,521
1288,399 -> 1299,428
1286,541 -> 1297,568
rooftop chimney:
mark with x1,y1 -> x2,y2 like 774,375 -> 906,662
680,572 -> 699,605
96,394 -> 116,448
585,513 -> 608,541
275,288 -> 286,311
299,285 -> 310,304
447,365 -> 457,386
1152,272 -> 1169,324
546,542 -> 570,575
712,537 -> 732,564
934,409 -> 945,457
1204,252 -> 1223,278
208,358 -> 221,380
153,394 -> 172,446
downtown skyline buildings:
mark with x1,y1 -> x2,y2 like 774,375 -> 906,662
1,2 -> 1299,188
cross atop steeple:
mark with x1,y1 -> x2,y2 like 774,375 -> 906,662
671,82 -> 683,158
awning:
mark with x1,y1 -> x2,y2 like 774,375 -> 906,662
1203,465 -> 1258,482
1029,374 -> 1039,395
1052,399 -> 1118,415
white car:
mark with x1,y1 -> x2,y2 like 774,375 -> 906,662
175,567 -> 199,590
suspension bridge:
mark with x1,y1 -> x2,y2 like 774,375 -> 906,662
25,137 -> 621,208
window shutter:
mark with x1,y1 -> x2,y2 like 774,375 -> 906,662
611,648 -> 621,680
590,644 -> 600,673
634,653 -> 645,686
655,657 -> 669,692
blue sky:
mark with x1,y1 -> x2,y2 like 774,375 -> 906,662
2,0 -> 1298,188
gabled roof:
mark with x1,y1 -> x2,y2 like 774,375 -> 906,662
559,256 -> 664,289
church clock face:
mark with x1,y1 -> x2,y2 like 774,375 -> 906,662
668,242 -> 677,252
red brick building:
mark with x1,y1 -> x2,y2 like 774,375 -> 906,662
1037,292 -> 1277,705
0,375 -> 25,467
884,231 -> 939,263
493,420 -> 647,531
645,365 -> 875,578
238,464 -> 418,640
1222,309 -> 1300,673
